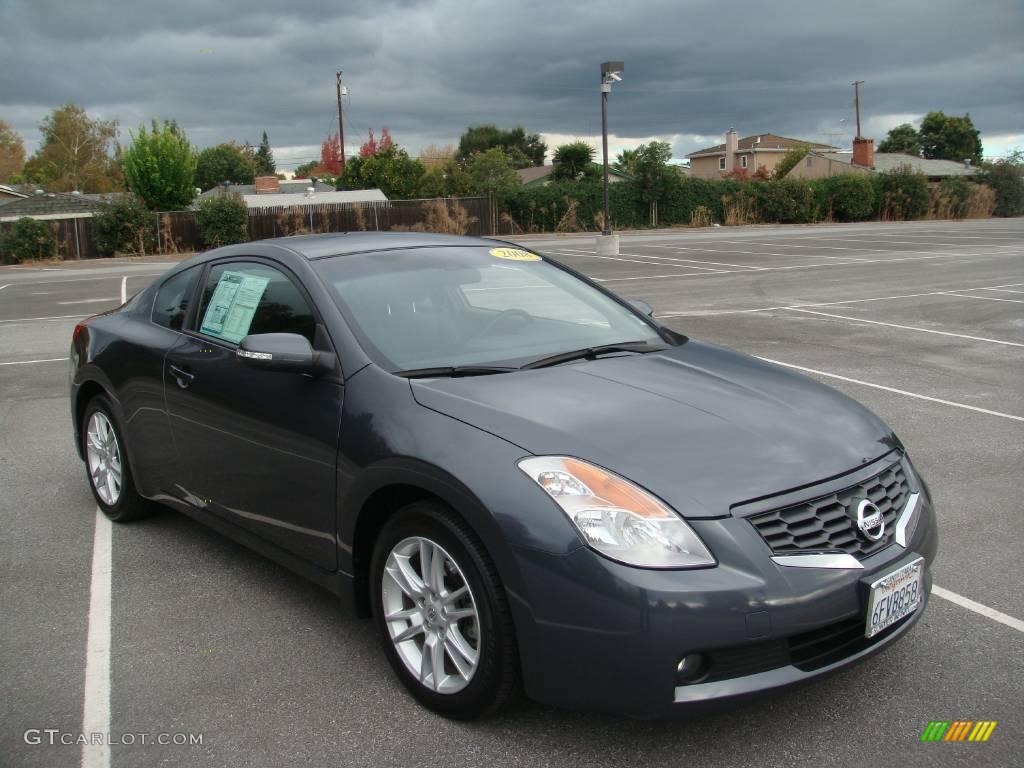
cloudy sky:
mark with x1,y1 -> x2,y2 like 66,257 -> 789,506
1,0 -> 1021,170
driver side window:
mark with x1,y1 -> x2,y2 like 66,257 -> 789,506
197,262 -> 316,345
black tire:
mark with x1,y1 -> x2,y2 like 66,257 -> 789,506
370,500 -> 520,719
81,395 -> 151,523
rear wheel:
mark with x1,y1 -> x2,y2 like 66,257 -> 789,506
81,395 -> 150,522
370,501 -> 519,719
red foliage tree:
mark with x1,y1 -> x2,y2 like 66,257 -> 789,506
358,128 -> 394,158
318,132 -> 343,175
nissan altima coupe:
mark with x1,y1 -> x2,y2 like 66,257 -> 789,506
70,232 -> 937,718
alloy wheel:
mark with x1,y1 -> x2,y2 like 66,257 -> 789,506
85,411 -> 122,506
381,536 -> 481,694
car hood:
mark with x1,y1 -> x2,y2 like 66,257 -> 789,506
410,341 -> 899,517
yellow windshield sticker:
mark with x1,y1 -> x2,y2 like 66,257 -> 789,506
489,247 -> 541,262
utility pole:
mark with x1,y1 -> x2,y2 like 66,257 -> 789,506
852,80 -> 864,137
336,70 -> 347,173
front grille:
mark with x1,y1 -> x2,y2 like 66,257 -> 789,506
748,461 -> 911,558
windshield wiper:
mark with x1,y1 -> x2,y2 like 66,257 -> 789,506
520,341 -> 665,370
396,365 -> 517,379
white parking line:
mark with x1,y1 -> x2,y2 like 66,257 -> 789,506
0,314 -> 87,323
0,357 -> 68,366
783,308 -> 1024,348
120,276 -> 127,305
81,508 -> 112,768
549,248 -> 727,272
657,282 -> 1024,317
755,356 -> 1024,422
0,284 -> 9,292
932,586 -> 1024,634
57,298 -> 120,306
942,291 -> 1024,304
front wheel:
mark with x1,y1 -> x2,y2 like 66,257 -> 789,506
370,501 -> 519,719
81,395 -> 151,522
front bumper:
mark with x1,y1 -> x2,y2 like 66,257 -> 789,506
508,486 -> 938,718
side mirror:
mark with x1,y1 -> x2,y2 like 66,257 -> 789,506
630,299 -> 654,317
236,333 -> 315,373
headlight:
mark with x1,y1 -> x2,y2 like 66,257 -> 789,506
518,456 -> 715,569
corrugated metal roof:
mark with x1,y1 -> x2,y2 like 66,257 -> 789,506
242,189 -> 388,208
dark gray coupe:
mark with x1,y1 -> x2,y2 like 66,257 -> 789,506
70,233 -> 937,718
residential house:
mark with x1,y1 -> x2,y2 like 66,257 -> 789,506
686,130 -> 837,179
787,137 -> 979,181
515,164 -> 633,188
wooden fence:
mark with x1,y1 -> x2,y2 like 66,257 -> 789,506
2,196 -> 498,261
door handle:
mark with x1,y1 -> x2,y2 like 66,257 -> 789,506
169,364 -> 195,389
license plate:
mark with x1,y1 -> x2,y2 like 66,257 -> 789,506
865,558 -> 924,638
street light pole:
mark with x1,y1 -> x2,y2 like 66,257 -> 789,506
601,79 -> 611,236
599,61 -> 623,254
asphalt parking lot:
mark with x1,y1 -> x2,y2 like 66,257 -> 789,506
2,219 -> 1021,767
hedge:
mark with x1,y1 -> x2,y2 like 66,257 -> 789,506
1,217 -> 56,264
505,165 -> 999,232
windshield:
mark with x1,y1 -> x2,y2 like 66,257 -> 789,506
314,245 -> 665,371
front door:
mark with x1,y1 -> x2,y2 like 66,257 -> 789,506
164,259 -> 342,570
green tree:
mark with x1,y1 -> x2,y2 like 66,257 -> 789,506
122,120 -> 198,211
456,125 -> 546,167
772,143 -> 811,179
254,131 -> 276,175
1,217 -> 55,263
630,141 -> 675,202
293,160 -> 318,179
877,123 -> 922,156
614,148 -> 639,176
980,151 -> 1024,217
93,195 -> 155,255
196,195 -> 249,247
22,104 -> 120,192
551,142 -> 596,181
919,112 -> 982,163
340,145 -> 426,199
874,164 -> 929,220
194,143 -> 256,191
467,148 -> 521,201
0,120 -> 26,182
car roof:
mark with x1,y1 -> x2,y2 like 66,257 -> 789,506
255,232 -> 505,260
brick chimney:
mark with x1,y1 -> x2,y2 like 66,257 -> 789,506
254,176 -> 280,194
724,128 -> 739,173
852,137 -> 874,168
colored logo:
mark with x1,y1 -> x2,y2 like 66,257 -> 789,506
920,721 -> 997,742
855,499 -> 885,541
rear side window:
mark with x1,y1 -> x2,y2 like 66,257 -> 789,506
152,267 -> 200,330
196,262 -> 316,345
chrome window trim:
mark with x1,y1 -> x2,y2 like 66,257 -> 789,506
894,491 -> 920,547
770,553 -> 864,570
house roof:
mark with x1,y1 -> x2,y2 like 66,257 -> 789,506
199,181 -> 315,199
688,134 -> 837,158
241,189 -> 388,209
0,184 -> 30,200
0,192 -> 111,221
811,152 -> 978,177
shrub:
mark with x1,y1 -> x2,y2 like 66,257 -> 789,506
873,165 -> 929,220
752,179 -> 816,223
0,217 -> 55,263
925,177 -> 970,219
93,195 -> 155,256
965,184 -> 996,218
815,174 -> 876,222
196,195 -> 249,248
979,156 -> 1024,217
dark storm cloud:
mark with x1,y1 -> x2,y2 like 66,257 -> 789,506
1,0 -> 1021,164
